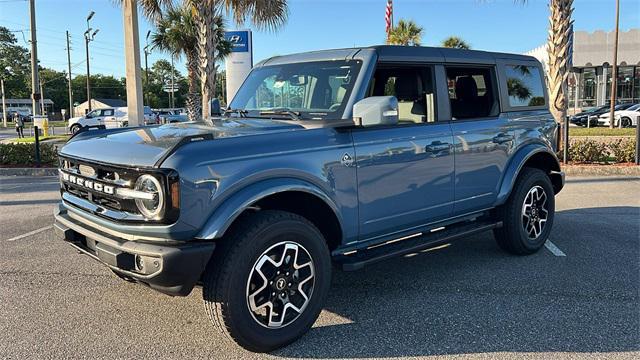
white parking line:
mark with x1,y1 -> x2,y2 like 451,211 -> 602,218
4,226 -> 53,242
544,240 -> 566,257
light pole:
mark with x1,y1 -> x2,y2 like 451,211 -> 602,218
608,0 -> 620,129
144,30 -> 151,107
1,66 -> 10,128
29,0 -> 40,116
85,11 -> 98,113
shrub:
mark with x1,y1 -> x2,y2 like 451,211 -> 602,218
608,139 -> 636,163
568,138 -> 609,163
0,143 -> 58,167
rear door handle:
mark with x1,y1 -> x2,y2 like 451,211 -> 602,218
492,133 -> 513,144
425,142 -> 450,153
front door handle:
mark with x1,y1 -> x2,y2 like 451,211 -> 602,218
492,133 -> 513,144
425,142 -> 450,153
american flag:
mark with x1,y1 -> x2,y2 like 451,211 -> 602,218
385,0 -> 394,36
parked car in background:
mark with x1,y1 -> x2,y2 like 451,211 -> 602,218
156,108 -> 188,123
55,46 -> 564,352
598,103 -> 640,127
570,105 -> 610,127
69,106 -> 159,133
68,107 -> 128,134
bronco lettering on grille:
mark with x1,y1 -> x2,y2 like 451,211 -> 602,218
60,171 -> 115,195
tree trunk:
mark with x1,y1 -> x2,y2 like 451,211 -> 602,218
185,50 -> 201,122
196,1 -> 219,124
547,0 -> 574,153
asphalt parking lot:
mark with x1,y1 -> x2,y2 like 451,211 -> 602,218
1,175 -> 638,359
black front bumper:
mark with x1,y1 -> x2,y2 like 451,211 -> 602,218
54,204 -> 215,296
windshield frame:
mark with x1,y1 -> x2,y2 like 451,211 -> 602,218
228,59 -> 363,121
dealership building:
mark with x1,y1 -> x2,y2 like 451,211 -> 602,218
525,28 -> 640,113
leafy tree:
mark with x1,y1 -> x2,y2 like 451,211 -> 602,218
40,68 -> 70,112
387,19 -> 423,46
441,36 -> 471,49
71,74 -> 126,104
0,26 -> 31,99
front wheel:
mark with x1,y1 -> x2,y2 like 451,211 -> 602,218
621,117 -> 632,128
494,167 -> 555,255
70,124 -> 82,134
202,210 -> 331,352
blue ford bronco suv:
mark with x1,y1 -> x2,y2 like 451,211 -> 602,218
54,46 -> 564,352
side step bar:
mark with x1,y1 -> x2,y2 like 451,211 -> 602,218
336,220 -> 502,271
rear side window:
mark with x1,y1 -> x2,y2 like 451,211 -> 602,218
446,67 -> 499,120
504,65 -> 546,107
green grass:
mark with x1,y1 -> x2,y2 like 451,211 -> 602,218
569,127 -> 636,137
11,135 -> 69,143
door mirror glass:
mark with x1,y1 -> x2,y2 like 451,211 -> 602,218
352,96 -> 398,126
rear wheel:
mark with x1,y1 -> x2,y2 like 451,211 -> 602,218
621,117 -> 632,128
202,210 -> 331,352
494,167 -> 555,255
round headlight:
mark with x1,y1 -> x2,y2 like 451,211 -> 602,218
134,175 -> 164,219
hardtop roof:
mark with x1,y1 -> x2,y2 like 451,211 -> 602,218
257,45 -> 539,67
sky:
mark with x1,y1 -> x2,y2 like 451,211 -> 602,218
0,0 -> 638,79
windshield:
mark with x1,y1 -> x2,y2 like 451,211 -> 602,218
229,60 -> 362,120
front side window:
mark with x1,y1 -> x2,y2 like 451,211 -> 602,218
447,67 -> 498,119
229,60 -> 362,120
505,65 -> 546,107
368,65 -> 436,124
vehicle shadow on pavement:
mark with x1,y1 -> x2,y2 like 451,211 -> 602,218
274,206 -> 640,358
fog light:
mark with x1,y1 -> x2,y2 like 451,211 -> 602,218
134,254 -> 161,275
135,254 -> 145,271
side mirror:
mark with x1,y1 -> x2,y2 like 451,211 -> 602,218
352,96 -> 398,127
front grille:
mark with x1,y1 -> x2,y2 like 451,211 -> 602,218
59,156 -> 143,216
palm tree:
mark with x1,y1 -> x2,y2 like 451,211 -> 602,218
387,19 -> 423,46
518,0 -> 574,126
188,0 -> 289,120
152,6 -> 231,121
441,36 -> 471,49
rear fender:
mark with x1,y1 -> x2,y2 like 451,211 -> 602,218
496,143 -> 562,206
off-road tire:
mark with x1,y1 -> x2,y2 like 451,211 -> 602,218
494,167 -> 555,255
202,210 -> 331,352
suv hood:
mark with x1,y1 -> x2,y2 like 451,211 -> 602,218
59,118 -> 306,167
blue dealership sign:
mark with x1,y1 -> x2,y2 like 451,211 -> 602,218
225,31 -> 250,53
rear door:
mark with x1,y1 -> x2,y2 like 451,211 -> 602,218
443,65 -> 513,215
353,63 -> 454,241
101,109 -> 118,128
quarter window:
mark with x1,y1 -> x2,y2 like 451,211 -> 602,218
505,65 -> 546,107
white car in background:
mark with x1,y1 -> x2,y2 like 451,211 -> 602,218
68,107 -> 128,134
598,103 -> 640,127
68,106 -> 157,134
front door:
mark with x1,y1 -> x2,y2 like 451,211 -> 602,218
445,66 -> 513,214
353,64 -> 454,241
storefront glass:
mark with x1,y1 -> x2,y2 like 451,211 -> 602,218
580,68 -> 597,107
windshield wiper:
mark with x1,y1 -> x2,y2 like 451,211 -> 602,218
224,108 -> 248,117
259,108 -> 302,120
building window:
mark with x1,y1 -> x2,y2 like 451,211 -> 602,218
606,66 -> 636,103
634,66 -> 640,103
580,68 -> 597,107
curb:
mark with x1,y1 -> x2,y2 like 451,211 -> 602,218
0,168 -> 58,176
563,164 -> 640,177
